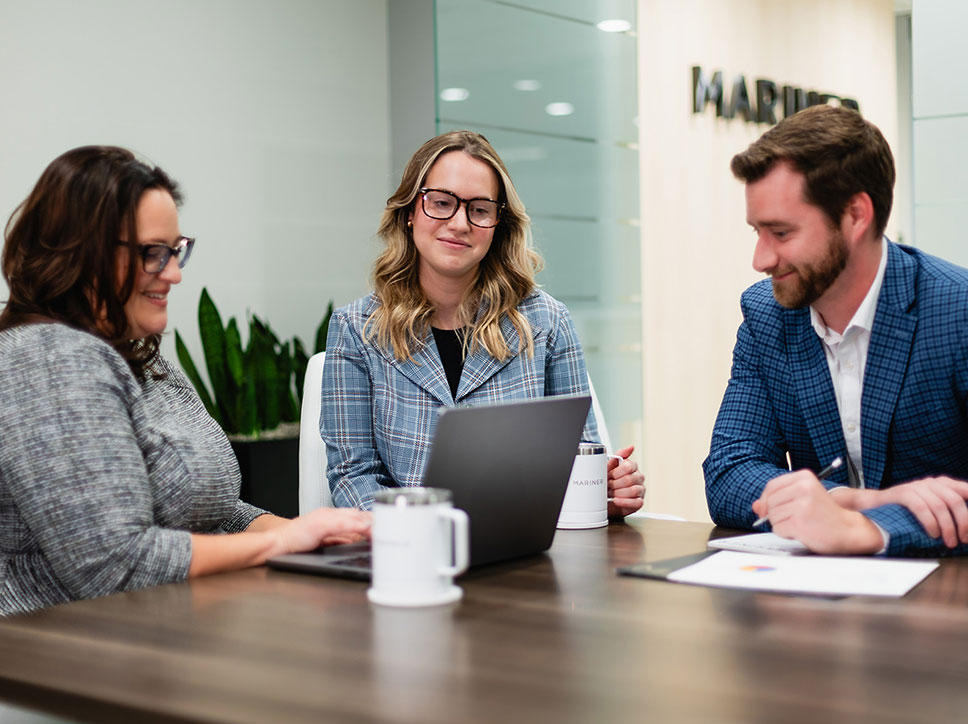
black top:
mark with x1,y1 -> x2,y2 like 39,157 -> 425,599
432,327 -> 466,400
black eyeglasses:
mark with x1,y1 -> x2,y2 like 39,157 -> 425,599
419,188 -> 504,229
119,236 -> 194,273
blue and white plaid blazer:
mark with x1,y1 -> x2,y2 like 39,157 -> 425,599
704,242 -> 968,556
321,290 -> 598,509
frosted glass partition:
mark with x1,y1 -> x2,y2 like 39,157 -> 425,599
911,0 -> 968,267
434,0 -> 641,445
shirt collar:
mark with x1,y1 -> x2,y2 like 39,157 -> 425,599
810,236 -> 888,340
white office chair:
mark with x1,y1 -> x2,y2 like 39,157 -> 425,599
298,351 -> 332,514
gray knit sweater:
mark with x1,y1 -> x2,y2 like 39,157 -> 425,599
0,323 -> 265,616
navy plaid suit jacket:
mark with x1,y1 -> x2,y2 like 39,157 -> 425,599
322,290 -> 598,509
704,242 -> 968,556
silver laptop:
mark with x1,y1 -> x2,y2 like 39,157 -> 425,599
267,394 -> 591,579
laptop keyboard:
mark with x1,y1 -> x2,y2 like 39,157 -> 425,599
332,554 -> 372,569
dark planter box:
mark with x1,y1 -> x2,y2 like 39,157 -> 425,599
231,436 -> 299,519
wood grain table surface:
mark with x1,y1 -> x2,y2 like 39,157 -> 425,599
1,517 -> 967,724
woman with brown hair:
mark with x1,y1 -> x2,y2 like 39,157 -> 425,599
0,145 -> 369,616
322,130 -> 645,512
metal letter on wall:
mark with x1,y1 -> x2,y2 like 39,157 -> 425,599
727,75 -> 752,122
692,66 -> 724,116
755,79 -> 778,124
783,85 -> 807,117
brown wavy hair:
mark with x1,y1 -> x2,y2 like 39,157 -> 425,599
0,145 -> 182,380
366,130 -> 542,362
731,104 -> 895,238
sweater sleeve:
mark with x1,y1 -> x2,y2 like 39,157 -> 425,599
0,335 -> 193,599
220,500 -> 269,532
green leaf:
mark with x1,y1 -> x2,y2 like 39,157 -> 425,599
292,337 -> 309,403
314,300 -> 334,354
282,389 -> 299,423
224,318 -> 245,389
174,330 -> 220,424
277,341 -> 299,423
247,318 -> 279,431
259,341 -> 281,431
251,314 -> 281,348
198,288 -> 230,424
239,371 -> 258,436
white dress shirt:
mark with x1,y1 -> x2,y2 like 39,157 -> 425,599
809,237 -> 888,488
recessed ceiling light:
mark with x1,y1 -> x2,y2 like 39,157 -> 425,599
596,19 -> 631,32
440,87 -> 470,102
513,79 -> 542,92
545,102 -> 574,117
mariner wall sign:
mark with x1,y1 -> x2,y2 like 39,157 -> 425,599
692,66 -> 860,125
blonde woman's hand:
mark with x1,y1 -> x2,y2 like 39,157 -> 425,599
607,445 -> 645,517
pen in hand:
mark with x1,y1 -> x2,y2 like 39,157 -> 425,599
752,456 -> 844,528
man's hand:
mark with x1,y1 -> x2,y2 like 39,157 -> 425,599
607,445 -> 645,517
830,477 -> 968,548
753,471 -> 883,554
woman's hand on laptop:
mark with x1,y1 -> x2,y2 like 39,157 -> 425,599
607,446 -> 645,517
272,508 -> 372,557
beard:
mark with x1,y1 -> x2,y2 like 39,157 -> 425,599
771,229 -> 849,309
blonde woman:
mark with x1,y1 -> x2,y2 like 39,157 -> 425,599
322,131 -> 644,513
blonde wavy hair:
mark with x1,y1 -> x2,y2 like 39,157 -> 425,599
365,130 -> 543,362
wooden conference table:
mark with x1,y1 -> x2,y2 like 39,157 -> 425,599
1,517 -> 967,724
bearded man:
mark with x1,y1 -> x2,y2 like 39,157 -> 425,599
704,104 -> 968,556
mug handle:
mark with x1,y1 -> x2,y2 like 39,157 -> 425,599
438,508 -> 470,577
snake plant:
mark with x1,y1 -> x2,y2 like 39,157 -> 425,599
175,288 -> 332,437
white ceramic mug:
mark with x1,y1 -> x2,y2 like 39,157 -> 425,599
367,487 -> 470,607
557,443 -> 622,530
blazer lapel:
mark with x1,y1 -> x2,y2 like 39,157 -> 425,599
861,243 -> 918,489
378,330 -> 455,406
785,308 -> 849,482
456,312 -> 536,400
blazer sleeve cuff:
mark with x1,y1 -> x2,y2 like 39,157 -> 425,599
862,504 -> 968,557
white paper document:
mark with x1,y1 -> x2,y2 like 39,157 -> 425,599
708,532 -> 811,556
668,551 -> 938,597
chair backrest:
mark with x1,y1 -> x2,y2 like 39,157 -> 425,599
587,373 -> 612,452
298,351 -> 331,513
